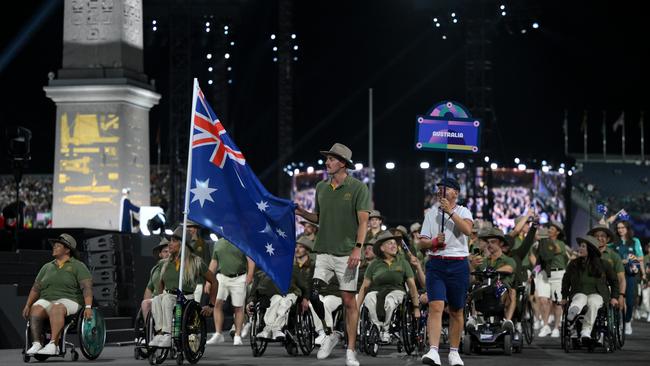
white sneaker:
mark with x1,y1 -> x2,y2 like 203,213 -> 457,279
317,333 -> 339,360
241,322 -> 251,338
159,334 -> 172,347
515,322 -> 523,333
256,329 -> 271,340
272,330 -> 285,340
551,328 -> 560,338
233,335 -> 243,346
148,334 -> 162,347
448,351 -> 464,366
538,325 -> 552,337
380,331 -> 391,343
533,319 -> 541,330
26,342 -> 43,355
345,349 -> 360,366
625,322 -> 632,335
315,331 -> 326,345
421,348 -> 441,366
580,329 -> 591,340
207,332 -> 225,345
36,342 -> 58,355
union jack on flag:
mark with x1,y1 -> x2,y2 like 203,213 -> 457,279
186,80 -> 296,293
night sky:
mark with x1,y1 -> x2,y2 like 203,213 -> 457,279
1,0 -> 648,186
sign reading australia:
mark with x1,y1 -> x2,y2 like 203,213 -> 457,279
415,101 -> 481,154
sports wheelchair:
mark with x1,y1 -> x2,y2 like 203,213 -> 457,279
358,295 -> 418,357
514,283 -> 535,345
248,297 -> 315,357
22,307 -> 106,362
462,271 -> 523,355
138,292 -> 208,365
560,302 -> 619,353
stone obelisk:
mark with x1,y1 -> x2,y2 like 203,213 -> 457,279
45,0 -> 160,230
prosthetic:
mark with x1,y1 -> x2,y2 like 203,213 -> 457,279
310,279 -> 329,332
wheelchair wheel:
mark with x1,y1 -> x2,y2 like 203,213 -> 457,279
503,334 -> 512,356
614,307 -> 625,349
417,310 -> 428,355
295,304 -> 315,355
249,304 -> 268,357
461,334 -> 471,355
358,306 -> 370,355
180,301 -> 207,364
521,296 -> 535,345
399,301 -> 417,355
33,354 -> 50,361
134,309 -> 149,360
366,324 -> 380,357
78,308 -> 106,360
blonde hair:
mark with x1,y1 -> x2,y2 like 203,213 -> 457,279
160,252 -> 203,291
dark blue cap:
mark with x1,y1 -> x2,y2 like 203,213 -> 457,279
436,177 -> 460,191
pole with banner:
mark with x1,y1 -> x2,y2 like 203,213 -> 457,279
415,101 -> 481,230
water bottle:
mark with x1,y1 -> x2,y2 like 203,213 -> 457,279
173,302 -> 182,337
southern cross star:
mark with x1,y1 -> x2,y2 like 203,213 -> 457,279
276,228 -> 287,238
190,178 -> 217,207
256,200 -> 269,212
265,243 -> 275,256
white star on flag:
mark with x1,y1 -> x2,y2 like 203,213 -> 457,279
190,178 -> 217,207
276,228 -> 287,238
257,200 -> 269,212
265,243 -> 275,256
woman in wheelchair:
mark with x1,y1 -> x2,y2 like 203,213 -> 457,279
149,226 -> 217,348
141,238 -> 170,320
250,236 -> 314,341
357,231 -> 420,344
470,228 -> 517,332
560,235 -> 619,343
22,233 -> 94,356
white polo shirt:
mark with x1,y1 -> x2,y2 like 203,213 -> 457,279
420,203 -> 473,258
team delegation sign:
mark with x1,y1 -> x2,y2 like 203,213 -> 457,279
415,101 -> 481,154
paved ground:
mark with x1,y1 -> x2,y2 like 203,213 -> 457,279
2,320 -> 649,366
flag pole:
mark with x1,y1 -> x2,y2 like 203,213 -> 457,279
582,110 -> 588,161
563,109 -> 569,156
178,78 -> 199,292
622,112 -> 626,161
602,110 -> 607,160
641,111 -> 645,161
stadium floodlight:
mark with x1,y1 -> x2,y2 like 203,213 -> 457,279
271,34 -> 276,40
205,22 -> 210,27
153,20 -> 157,25
386,162 -> 395,170
307,166 -> 314,174
355,163 -> 363,170
153,26 -> 157,31
558,167 -> 565,174
224,53 -> 230,59
455,162 -> 465,169
294,168 -> 300,175
206,53 -> 212,59
318,159 -> 323,165
224,25 -> 229,30
490,162 -> 498,170
501,11 -> 507,16
542,160 -> 547,165
484,156 -> 490,162
567,170 -> 573,176
542,166 -> 550,173
293,45 -> 299,50
208,67 -> 213,72
205,27 -> 210,33
208,80 -> 213,85
442,35 -> 447,40
514,157 -> 520,164
420,162 -> 430,169
532,22 -> 539,29
273,46 -> 278,52
500,5 -> 505,10
291,33 -> 296,39
451,12 -> 456,17
518,164 -> 526,171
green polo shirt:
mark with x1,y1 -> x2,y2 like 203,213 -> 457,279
293,258 -> 314,298
601,248 -> 625,274
212,238 -> 247,276
146,261 -> 164,296
160,255 -> 208,293
535,239 -> 568,272
477,254 -> 517,288
35,257 -> 92,306
364,256 -> 414,292
314,175 -> 371,256
576,270 -> 602,295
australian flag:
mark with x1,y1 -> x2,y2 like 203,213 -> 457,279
187,80 -> 296,293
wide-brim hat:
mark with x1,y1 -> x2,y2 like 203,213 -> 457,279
395,225 -> 409,237
152,237 -> 170,257
372,230 -> 402,258
410,222 -> 422,233
48,233 -> 79,258
171,226 -> 195,252
548,220 -> 564,233
296,236 -> 315,251
185,219 -> 201,228
576,235 -> 601,257
436,177 -> 460,192
478,227 -> 507,245
299,219 -> 319,228
537,227 -> 550,239
587,224 -> 615,242
320,143 -> 354,169
369,210 -> 384,220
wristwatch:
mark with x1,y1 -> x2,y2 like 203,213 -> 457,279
85,305 -> 92,309
355,242 -> 363,248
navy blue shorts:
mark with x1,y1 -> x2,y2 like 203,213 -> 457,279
425,257 -> 470,310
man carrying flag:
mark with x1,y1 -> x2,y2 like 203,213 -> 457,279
296,143 -> 370,366
183,79 -> 296,305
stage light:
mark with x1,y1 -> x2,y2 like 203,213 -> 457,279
152,26 -> 157,31
567,170 -> 573,176
224,25 -> 229,30
153,20 -> 157,25
228,79 -> 232,84
205,27 -> 210,33
230,41 -> 235,46
521,29 -> 527,34
273,46 -> 278,51
293,56 -> 298,61
208,79 -> 213,85
542,160 -> 547,166
318,159 -> 323,165
210,233 -> 219,241
532,22 -> 539,29
501,11 -> 507,16
291,33 -> 296,39
455,162 -> 465,169
514,157 -> 520,164
448,158 -> 453,163
433,17 -> 438,22
355,163 -> 363,170
224,53 -> 230,59
451,12 -> 456,17
518,164 -> 526,171
224,30 -> 228,35
273,57 -> 278,62
227,66 -> 232,71
381,225 -> 387,231
205,22 -> 210,27
484,156 -> 490,162
453,19 -> 458,23
442,35 -> 447,40
294,168 -> 299,175
208,67 -> 213,72
271,34 -> 276,40
436,23 -> 441,28
293,45 -> 299,50
307,166 -> 314,173
542,166 -> 550,173
490,162 -> 498,170
500,5 -> 505,10
386,162 -> 395,170
560,163 -> 565,168
206,53 -> 212,59
288,171 -> 293,177
420,162 -> 430,169
559,167 -> 565,174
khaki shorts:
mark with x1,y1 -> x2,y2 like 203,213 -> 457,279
216,273 -> 247,307
313,253 -> 359,292
33,298 -> 81,316
535,270 -> 564,302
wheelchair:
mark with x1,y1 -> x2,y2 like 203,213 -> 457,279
248,297 -> 315,357
22,307 -> 106,362
133,308 -> 171,364
462,271 -> 523,356
359,295 -> 418,357
144,292 -> 207,365
514,283 -> 535,345
560,302 -> 617,353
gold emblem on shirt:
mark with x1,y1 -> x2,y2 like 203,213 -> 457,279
343,192 -> 352,201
